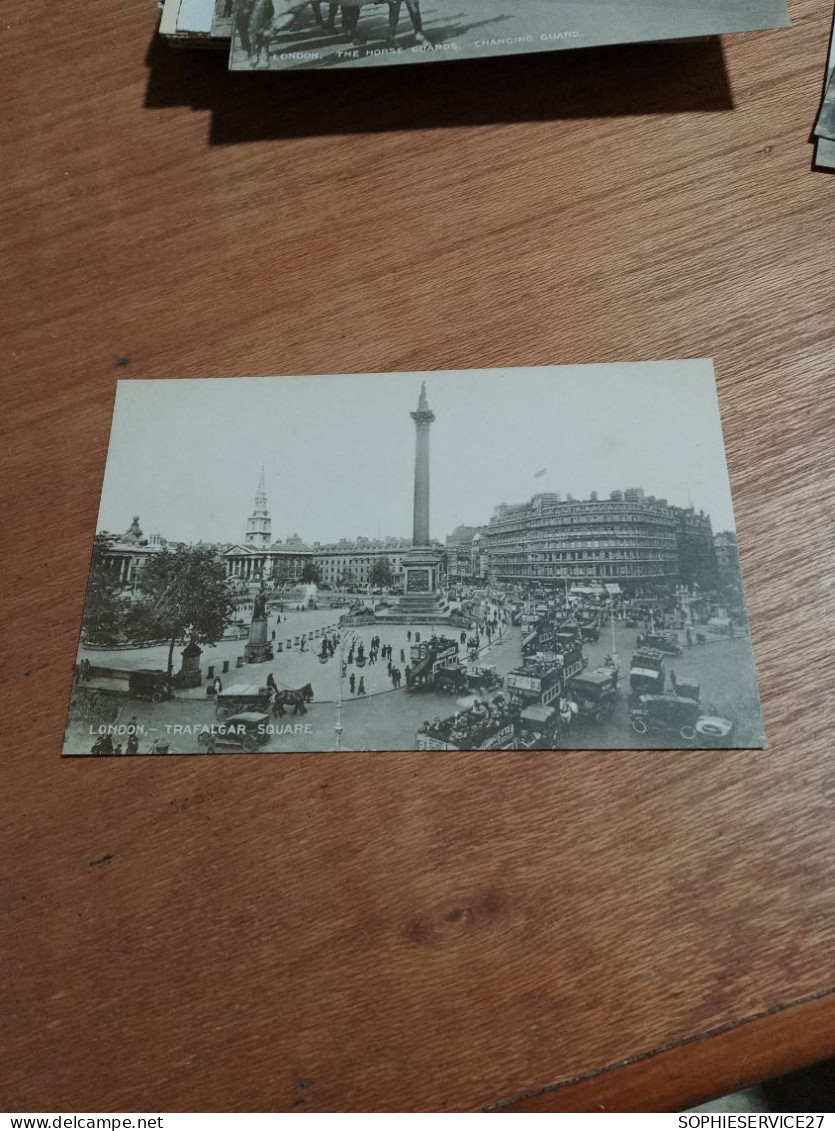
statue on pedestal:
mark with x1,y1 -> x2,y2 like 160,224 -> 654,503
245,586 -> 273,663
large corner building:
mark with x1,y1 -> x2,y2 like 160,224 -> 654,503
483,488 -> 718,595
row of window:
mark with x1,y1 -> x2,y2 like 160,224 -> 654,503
490,511 -> 681,530
492,549 -> 678,564
495,563 -> 678,579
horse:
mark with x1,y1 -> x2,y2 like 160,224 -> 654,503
271,683 -> 314,717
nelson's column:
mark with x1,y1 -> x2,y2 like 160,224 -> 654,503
384,383 -> 463,625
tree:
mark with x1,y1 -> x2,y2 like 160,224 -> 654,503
124,546 -> 236,685
337,569 -> 356,590
272,561 -> 291,588
81,535 -> 126,645
300,561 -> 321,585
369,556 -> 394,589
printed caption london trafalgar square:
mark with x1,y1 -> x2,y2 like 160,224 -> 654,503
66,362 -> 764,756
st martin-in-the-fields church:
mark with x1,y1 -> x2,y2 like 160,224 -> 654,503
221,471 -> 313,586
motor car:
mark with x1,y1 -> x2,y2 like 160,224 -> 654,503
630,693 -> 699,740
636,631 -> 683,656
198,711 -> 271,753
629,651 -> 665,699
466,664 -> 502,691
567,668 -> 618,722
128,669 -> 170,703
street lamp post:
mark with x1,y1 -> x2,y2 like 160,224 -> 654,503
609,596 -> 619,671
333,629 -> 359,752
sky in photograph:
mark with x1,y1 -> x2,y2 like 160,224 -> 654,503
97,361 -> 738,546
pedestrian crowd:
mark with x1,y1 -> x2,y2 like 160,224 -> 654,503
343,633 -> 406,694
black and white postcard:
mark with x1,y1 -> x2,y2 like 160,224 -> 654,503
228,0 -> 788,72
65,362 -> 764,756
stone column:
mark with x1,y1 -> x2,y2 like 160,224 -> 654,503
411,381 -> 435,547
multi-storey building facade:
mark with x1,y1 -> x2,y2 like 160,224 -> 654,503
99,516 -> 167,587
483,489 -> 718,595
313,537 -> 412,589
714,530 -> 740,577
444,525 -> 481,581
673,506 -> 718,591
222,533 -> 313,585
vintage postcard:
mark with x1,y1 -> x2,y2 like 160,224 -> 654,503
210,0 -> 235,40
159,0 -> 231,43
816,71 -> 835,140
228,0 -> 788,72
65,362 -> 764,756
814,12 -> 835,166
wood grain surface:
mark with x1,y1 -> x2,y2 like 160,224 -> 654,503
3,0 -> 834,1113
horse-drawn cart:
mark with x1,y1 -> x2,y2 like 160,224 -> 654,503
215,683 -> 271,718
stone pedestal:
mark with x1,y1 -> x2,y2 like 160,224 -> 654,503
176,641 -> 203,688
400,546 -> 445,615
245,615 -> 272,663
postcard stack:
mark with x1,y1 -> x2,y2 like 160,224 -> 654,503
813,11 -> 835,170
158,0 -> 789,71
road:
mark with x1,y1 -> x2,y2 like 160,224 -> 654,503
67,606 -> 763,753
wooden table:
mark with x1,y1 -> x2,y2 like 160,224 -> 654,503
3,0 -> 834,1113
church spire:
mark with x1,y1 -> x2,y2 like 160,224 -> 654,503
255,465 -> 267,508
245,468 -> 272,549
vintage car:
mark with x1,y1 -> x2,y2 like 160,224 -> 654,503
466,664 -> 502,691
566,668 -> 618,722
636,631 -> 683,657
629,650 -> 666,699
128,669 -> 171,703
671,676 -> 700,704
630,693 -> 700,741
515,704 -> 560,749
434,664 -> 468,694
215,683 -> 272,718
198,712 -> 271,753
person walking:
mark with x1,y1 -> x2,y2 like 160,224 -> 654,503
357,676 -> 366,696
349,673 -> 356,695
400,648 -> 406,663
